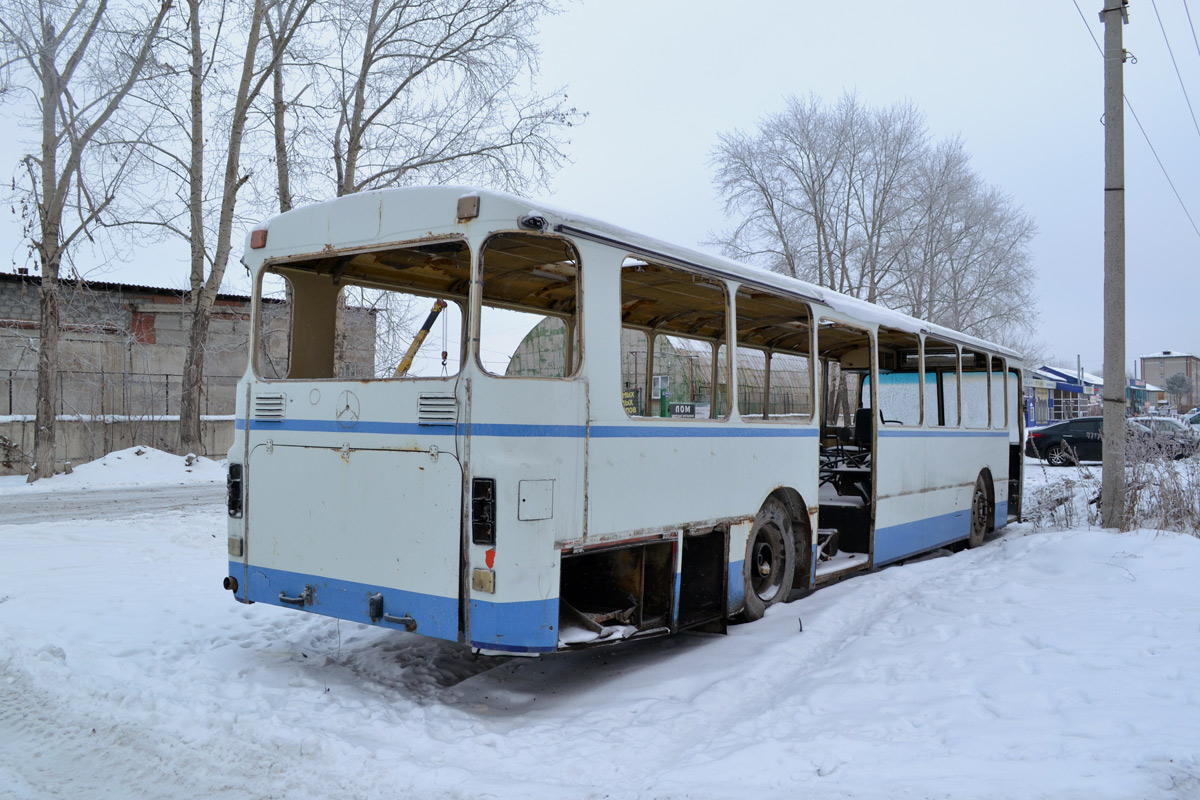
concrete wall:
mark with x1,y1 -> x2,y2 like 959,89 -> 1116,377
0,417 -> 235,476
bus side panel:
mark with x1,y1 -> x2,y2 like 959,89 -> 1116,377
463,378 -> 584,653
586,425 -> 819,616
873,431 -> 1009,566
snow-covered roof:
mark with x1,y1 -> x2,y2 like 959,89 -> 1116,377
248,185 -> 1021,360
1139,350 -> 1197,359
1033,364 -> 1104,387
0,270 -> 251,302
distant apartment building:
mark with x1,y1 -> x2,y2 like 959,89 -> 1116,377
1139,350 -> 1199,411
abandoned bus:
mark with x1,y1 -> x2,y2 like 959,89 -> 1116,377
223,186 -> 1024,654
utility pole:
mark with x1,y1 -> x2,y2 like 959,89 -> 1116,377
1101,0 -> 1128,529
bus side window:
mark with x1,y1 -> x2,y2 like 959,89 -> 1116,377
871,327 -> 921,426
620,259 -> 729,420
961,348 -> 989,429
923,337 -> 959,427
735,287 -> 813,422
479,233 -> 581,379
991,356 -> 1007,430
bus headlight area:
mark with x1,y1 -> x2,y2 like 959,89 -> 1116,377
224,186 -> 1024,656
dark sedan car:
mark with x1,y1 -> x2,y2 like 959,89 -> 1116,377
1026,416 -> 1200,465
1025,417 -> 1103,465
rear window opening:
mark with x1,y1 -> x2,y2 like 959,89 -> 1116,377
256,239 -> 470,380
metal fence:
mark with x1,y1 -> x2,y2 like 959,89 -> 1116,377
1,369 -> 240,417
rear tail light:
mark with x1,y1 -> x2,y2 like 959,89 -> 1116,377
227,463 -> 244,518
472,478 -> 496,545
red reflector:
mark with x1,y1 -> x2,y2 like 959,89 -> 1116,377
1029,432 -> 1043,439
250,229 -> 267,249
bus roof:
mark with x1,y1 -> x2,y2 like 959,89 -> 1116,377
248,185 -> 1021,361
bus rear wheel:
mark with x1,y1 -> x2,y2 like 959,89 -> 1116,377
968,473 -> 993,549
741,500 -> 795,622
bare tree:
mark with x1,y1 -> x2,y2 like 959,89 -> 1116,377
303,0 -> 582,197
132,0 -> 314,455
1,0 -> 172,481
710,92 -> 1037,344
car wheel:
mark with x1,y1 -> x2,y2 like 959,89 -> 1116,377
1045,444 -> 1070,466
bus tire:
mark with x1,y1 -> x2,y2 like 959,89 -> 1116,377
968,473 -> 993,549
741,499 -> 796,622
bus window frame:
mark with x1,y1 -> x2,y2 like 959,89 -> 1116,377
733,285 -> 815,425
475,230 -> 584,381
252,237 -> 473,383
921,335 -> 961,428
620,257 -> 732,421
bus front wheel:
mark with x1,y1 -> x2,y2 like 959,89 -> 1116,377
741,500 -> 796,622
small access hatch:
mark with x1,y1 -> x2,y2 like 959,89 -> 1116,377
518,480 -> 554,520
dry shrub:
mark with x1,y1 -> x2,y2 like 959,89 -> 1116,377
1027,436 -> 1200,535
1121,434 -> 1200,534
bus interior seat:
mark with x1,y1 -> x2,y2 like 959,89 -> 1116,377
853,407 -> 873,450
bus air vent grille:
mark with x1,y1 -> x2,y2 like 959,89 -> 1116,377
418,394 -> 457,426
252,393 -> 286,420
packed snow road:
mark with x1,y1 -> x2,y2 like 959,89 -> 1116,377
2,449 -> 1199,799
1,484 -> 223,524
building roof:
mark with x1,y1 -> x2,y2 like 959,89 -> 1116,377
1139,350 -> 1197,359
1033,364 -> 1104,387
0,270 -> 251,303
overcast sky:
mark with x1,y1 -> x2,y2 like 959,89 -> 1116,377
3,0 -> 1197,376
533,0 -> 1200,375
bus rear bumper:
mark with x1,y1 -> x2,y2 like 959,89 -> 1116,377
235,562 -> 459,642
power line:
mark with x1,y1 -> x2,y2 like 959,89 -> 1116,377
1124,99 -> 1200,238
1184,0 -> 1200,60
1071,0 -> 1200,242
1150,0 -> 1200,141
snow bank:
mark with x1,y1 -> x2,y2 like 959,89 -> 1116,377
1,461 -> 1199,798
0,446 -> 224,495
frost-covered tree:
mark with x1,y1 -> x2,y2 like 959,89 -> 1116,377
0,0 -> 173,481
297,0 -> 583,198
710,91 -> 1037,346
1164,372 -> 1191,410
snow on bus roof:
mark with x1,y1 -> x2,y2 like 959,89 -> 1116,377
253,185 -> 1020,360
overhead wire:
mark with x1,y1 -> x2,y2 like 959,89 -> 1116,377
1070,0 -> 1200,241
1150,0 -> 1200,140
1184,0 -> 1200,60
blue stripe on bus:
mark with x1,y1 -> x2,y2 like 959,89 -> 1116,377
238,418 -> 818,439
873,510 -> 968,565
873,502 -> 1010,566
238,562 -> 459,642
469,597 -> 559,653
238,418 -> 458,435
726,559 -> 745,615
239,417 -> 1012,440
878,429 -> 1011,438
589,426 -> 818,439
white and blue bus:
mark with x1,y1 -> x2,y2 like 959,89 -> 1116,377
223,186 -> 1024,654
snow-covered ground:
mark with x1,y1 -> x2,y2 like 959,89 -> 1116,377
2,449 -> 1199,799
